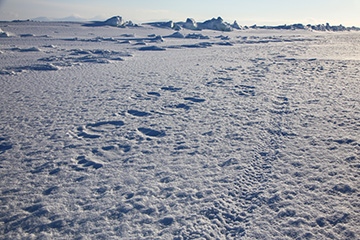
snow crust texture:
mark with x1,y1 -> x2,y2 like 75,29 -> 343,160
1,21 -> 360,239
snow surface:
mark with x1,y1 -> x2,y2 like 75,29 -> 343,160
1,21 -> 360,239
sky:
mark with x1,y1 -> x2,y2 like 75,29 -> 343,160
1,0 -> 360,26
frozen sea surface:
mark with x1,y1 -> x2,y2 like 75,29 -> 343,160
1,21 -> 360,239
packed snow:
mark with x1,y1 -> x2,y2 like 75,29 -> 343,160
0,18 -> 360,239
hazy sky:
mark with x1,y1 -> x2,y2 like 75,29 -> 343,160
1,0 -> 360,26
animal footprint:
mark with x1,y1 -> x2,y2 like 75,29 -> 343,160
127,109 -> 151,117
0,138 -> 12,154
184,97 -> 206,103
269,96 -> 291,114
77,129 -> 101,139
161,86 -> 182,92
87,120 -> 125,128
147,91 -> 161,97
235,85 -> 256,96
70,155 -> 103,171
138,127 -> 166,137
75,120 -> 125,139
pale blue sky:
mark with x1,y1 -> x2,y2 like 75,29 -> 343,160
1,0 -> 360,26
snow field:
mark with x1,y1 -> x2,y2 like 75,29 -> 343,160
0,21 -> 360,239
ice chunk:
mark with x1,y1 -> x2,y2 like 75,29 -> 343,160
232,20 -> 242,30
104,16 -> 124,27
183,18 -> 199,30
0,28 -> 11,37
199,17 -> 232,31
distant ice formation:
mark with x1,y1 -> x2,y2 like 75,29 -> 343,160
183,18 -> 199,30
146,17 -> 234,31
145,17 -> 359,32
104,16 -> 124,27
0,28 -> 11,37
56,14 -> 360,32
249,22 -> 360,31
84,16 -> 138,27
198,17 -> 233,31
165,21 -> 181,30
232,20 -> 242,30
